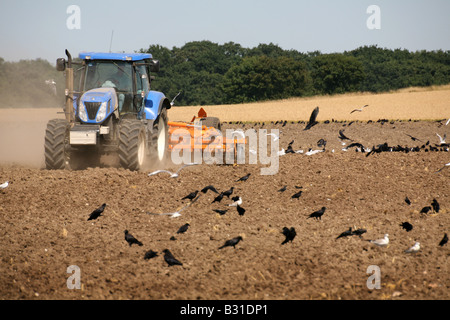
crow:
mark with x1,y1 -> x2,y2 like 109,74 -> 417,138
201,185 -> 219,194
144,250 -> 158,260
124,230 -> 143,247
213,209 -> 228,215
317,139 -> 327,148
219,236 -> 243,249
291,191 -> 302,199
351,228 -> 367,237
431,199 -> 440,213
176,223 -> 190,234
438,233 -> 448,247
405,133 -> 422,142
236,173 -> 251,182
88,203 -> 106,221
338,130 -> 352,141
236,205 -> 246,216
281,227 -> 296,245
307,207 -> 326,220
304,107 -> 319,131
278,185 -> 287,192
336,227 -> 353,240
212,192 -> 224,204
181,190 -> 199,201
400,222 -> 413,232
405,197 -> 411,205
420,206 -> 432,214
222,187 -> 234,198
163,249 -> 183,266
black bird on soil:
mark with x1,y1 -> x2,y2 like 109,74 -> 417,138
181,190 -> 199,201
222,187 -> 234,198
291,190 -> 302,199
304,107 -> 319,131
176,223 -> 190,234
317,139 -> 327,148
405,133 -> 422,142
219,236 -> 243,249
213,209 -> 228,215
212,192 -> 225,204
431,199 -> 440,213
338,130 -> 352,141
88,203 -> 106,221
144,250 -> 158,260
307,207 -> 326,220
278,185 -> 287,192
400,222 -> 413,232
405,197 -> 411,205
236,173 -> 251,182
438,233 -> 448,247
281,227 -> 297,245
236,205 -> 246,216
336,227 -> 353,240
163,249 -> 183,266
201,185 -> 219,194
124,230 -> 143,247
351,228 -> 367,237
420,206 -> 432,214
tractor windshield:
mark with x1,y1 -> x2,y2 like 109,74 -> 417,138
83,61 -> 133,93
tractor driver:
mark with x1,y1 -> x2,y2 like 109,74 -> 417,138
102,67 -> 132,113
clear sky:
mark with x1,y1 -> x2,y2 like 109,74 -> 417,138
1,0 -> 449,63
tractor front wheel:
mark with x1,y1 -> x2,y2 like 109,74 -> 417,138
118,120 -> 147,171
44,119 -> 71,170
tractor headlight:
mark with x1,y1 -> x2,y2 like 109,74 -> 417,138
96,101 -> 108,122
79,104 -> 88,122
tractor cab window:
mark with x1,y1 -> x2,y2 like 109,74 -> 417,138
135,64 -> 149,94
84,61 -> 133,93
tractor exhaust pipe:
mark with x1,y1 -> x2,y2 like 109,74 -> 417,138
65,49 -> 75,124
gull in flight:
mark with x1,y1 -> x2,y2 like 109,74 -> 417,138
446,118 -> 450,126
0,181 -> 9,190
435,162 -> 450,173
404,241 -> 420,253
148,163 -> 199,178
146,194 -> 201,218
267,132 -> 280,141
368,234 -> 389,247
350,104 -> 369,114
228,196 -> 243,207
436,133 -> 447,145
305,149 -> 324,156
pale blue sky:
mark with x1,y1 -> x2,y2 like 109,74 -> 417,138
1,0 -> 449,63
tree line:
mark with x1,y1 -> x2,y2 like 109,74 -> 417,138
1,42 -> 449,108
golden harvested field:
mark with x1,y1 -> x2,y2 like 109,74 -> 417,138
168,85 -> 450,122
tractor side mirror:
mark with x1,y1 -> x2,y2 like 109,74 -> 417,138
149,59 -> 160,73
56,58 -> 66,71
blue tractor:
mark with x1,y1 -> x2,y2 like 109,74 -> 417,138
44,50 -> 171,170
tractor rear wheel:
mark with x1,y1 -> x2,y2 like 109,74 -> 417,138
118,119 -> 147,171
44,119 -> 71,170
149,108 -> 169,166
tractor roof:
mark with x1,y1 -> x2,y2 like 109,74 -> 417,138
79,52 -> 153,61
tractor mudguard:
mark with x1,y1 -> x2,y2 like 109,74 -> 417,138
143,90 -> 171,120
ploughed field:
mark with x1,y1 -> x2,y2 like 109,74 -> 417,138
0,104 -> 449,299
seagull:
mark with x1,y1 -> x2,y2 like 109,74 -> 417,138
201,185 -> 219,194
435,162 -> 450,173
0,181 -> 9,190
45,79 -> 57,96
228,196 -> 242,207
436,133 -> 447,145
219,236 -> 243,249
281,227 -> 297,245
350,104 -> 369,114
399,222 -> 413,232
144,250 -> 158,260
277,148 -> 286,156
163,249 -> 183,266
368,234 -> 389,247
307,207 -> 326,220
176,223 -> 190,234
229,130 -> 245,139
170,91 -> 182,106
305,149 -> 324,156
124,230 -> 143,247
147,194 -> 200,218
148,163 -> 199,178
404,242 -> 420,253
267,133 -> 280,141
304,106 -> 319,131
446,118 -> 450,126
439,233 -> 448,247
87,203 -> 106,221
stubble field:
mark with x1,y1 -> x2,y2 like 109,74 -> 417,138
0,86 -> 449,300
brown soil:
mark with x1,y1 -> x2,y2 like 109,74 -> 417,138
0,112 -> 449,300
